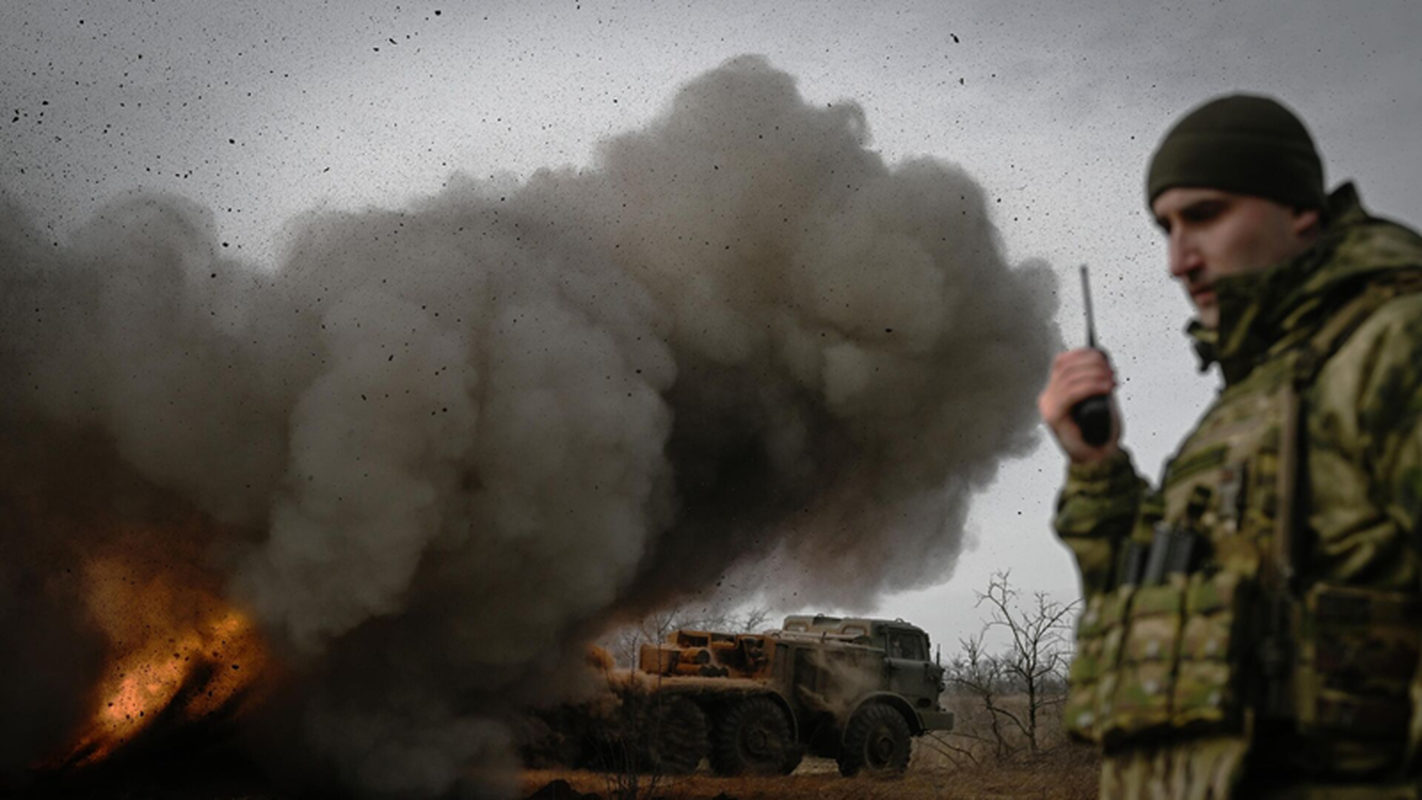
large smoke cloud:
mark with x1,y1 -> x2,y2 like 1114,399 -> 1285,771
0,56 -> 1058,797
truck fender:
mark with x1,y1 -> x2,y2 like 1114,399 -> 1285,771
843,693 -> 921,740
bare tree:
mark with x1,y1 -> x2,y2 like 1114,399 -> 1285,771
608,608 -> 680,671
982,571 -> 1077,753
735,605 -> 772,634
946,571 -> 1078,760
944,632 -> 1014,761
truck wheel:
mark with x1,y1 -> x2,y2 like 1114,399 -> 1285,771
647,697 -> 709,775
710,696 -> 795,776
837,704 -> 911,777
778,742 -> 805,775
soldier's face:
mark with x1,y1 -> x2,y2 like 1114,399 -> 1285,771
1152,187 -> 1321,328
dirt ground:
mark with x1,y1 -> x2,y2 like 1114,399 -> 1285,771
522,743 -> 1102,800
18,693 -> 1100,799
521,689 -> 1102,799
13,741 -> 1099,800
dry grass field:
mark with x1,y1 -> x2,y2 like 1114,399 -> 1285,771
18,691 -> 1099,800
522,743 -> 1100,799
521,692 -> 1102,800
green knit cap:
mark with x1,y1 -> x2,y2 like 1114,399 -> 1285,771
1147,94 -> 1325,211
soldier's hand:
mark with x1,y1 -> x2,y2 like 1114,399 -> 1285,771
1038,348 -> 1122,465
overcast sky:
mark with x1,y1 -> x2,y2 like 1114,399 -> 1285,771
4,0 -> 1419,649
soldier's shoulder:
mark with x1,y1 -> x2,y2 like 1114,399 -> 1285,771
1318,289 -> 1422,396
1343,288 -> 1422,348
1337,214 -> 1422,267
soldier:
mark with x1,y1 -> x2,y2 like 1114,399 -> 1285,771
1039,94 -> 1422,797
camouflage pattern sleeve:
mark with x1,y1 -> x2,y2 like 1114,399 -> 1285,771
1311,293 -> 1422,560
1353,295 -> 1422,544
1054,449 -> 1149,598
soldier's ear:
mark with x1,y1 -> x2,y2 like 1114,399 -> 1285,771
1291,207 -> 1323,241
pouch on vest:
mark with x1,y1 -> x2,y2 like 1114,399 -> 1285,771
1066,585 -> 1133,743
1294,583 -> 1422,740
1100,578 -> 1185,745
1172,570 -> 1250,733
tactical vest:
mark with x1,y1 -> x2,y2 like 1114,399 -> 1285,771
1065,274 -> 1422,764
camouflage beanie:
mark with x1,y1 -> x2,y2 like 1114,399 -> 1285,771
1147,94 -> 1325,211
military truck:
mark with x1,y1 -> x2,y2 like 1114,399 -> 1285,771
631,614 -> 953,777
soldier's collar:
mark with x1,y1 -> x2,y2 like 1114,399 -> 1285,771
1187,321 -> 1217,373
1199,182 -> 1370,384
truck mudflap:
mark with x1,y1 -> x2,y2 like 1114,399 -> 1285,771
916,709 -> 954,732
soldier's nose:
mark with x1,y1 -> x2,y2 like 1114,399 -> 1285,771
1167,232 -> 1201,279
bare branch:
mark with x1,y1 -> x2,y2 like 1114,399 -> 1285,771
948,571 -> 1081,759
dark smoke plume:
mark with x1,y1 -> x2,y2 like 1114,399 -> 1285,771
0,56 -> 1058,797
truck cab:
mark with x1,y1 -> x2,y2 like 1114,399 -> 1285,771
779,614 -> 951,737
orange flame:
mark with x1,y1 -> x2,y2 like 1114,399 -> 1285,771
60,554 -> 268,767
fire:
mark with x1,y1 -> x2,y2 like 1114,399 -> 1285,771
58,552 -> 268,767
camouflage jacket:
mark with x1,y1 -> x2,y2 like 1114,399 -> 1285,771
1056,183 -> 1422,793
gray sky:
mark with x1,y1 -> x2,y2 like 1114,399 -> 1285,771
4,0 -> 1419,649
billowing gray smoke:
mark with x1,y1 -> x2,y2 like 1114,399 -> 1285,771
0,56 -> 1058,797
